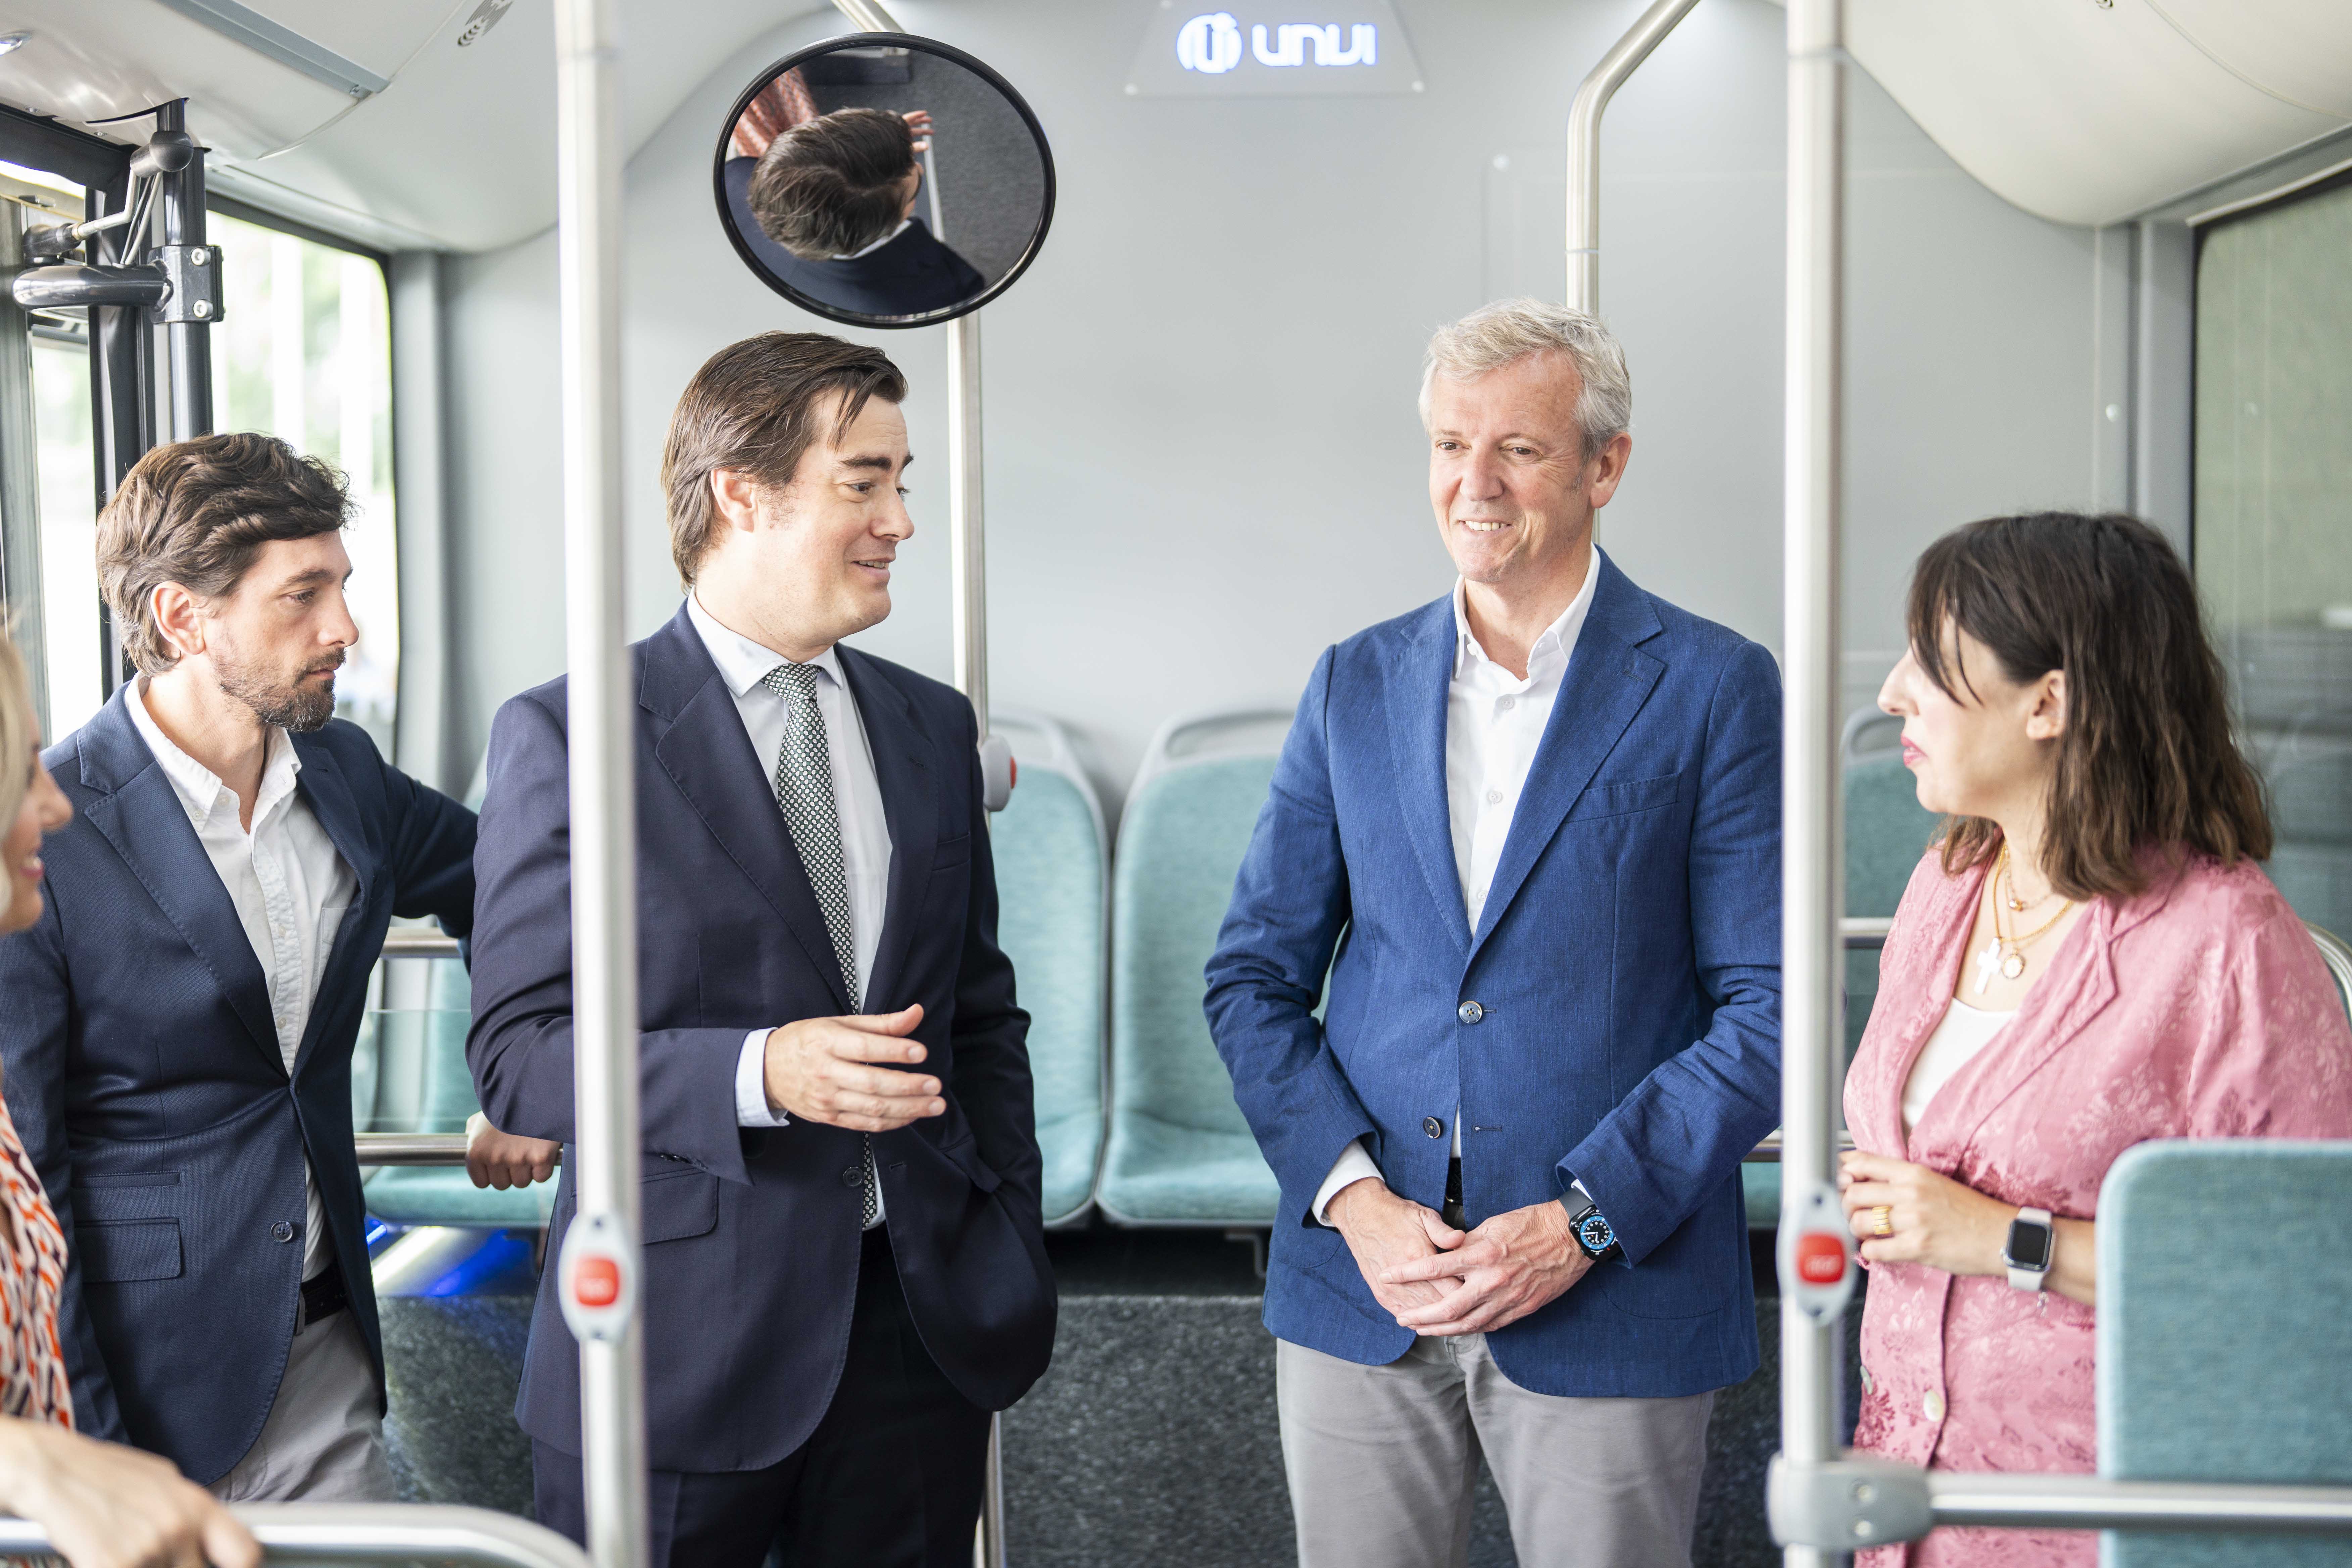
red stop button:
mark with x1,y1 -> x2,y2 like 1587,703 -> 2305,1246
1795,1231 -> 1847,1285
574,1256 -> 621,1308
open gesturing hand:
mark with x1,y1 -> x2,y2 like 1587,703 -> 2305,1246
762,1004 -> 946,1132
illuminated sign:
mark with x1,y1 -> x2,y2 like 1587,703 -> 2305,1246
1129,0 -> 1421,96
1176,13 -> 1378,72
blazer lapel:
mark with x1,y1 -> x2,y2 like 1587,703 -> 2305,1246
1908,861 -> 2193,1163
287,737 -> 377,1078
1383,599 -> 1472,958
643,611 -> 853,1012
73,693 -> 284,1075
1468,556 -> 1665,959
1862,862 -> 1983,1155
839,649 -> 935,1012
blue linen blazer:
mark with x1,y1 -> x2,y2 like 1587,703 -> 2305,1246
467,608 -> 1052,1473
0,690 -> 476,1481
1204,554 -> 1782,1396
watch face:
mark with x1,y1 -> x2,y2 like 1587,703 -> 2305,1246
1577,1213 -> 1616,1255
2005,1219 -> 2052,1270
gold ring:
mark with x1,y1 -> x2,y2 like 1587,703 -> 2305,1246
1870,1205 -> 1893,1238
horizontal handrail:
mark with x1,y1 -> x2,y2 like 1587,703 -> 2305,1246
0,1502 -> 591,1566
1930,1471 -> 2352,1533
356,1130 -> 1850,1168
382,928 -> 462,959
379,925 -> 1892,966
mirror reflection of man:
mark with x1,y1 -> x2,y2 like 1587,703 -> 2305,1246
471,333 -> 1051,1567
725,105 -> 985,318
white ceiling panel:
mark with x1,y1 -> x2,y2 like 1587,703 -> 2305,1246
1846,0 -> 2352,226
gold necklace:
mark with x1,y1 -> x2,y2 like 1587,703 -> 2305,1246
1972,847 -> 2075,995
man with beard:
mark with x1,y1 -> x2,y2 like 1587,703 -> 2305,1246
0,433 -> 540,1501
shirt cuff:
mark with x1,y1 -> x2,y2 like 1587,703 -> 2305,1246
1312,1138 -> 1384,1226
736,1028 -> 789,1128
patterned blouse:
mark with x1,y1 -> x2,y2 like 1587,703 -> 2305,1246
0,1096 -> 71,1430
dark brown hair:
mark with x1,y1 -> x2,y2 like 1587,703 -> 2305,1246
1908,511 -> 2269,900
96,433 -> 351,677
747,108 -> 916,260
661,332 -> 906,584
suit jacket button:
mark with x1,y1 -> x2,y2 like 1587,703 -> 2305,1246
1923,1390 -> 1946,1422
271,1221 -> 295,1242
1457,1001 -> 1483,1024
1423,1116 -> 1443,1139
842,1167 -> 865,1187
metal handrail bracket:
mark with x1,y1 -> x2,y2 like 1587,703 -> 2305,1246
0,1503 -> 592,1567
1768,1456 -> 2352,1551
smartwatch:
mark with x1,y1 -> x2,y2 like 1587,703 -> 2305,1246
1562,1193 -> 1625,1266
2003,1206 -> 2054,1291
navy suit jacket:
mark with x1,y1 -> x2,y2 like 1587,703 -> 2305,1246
1205,555 -> 1782,1396
467,608 -> 1051,1472
0,690 -> 476,1481
724,157 -> 987,318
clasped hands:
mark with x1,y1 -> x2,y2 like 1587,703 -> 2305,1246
1327,1179 -> 1592,1337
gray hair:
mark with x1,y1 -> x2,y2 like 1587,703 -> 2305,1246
1418,298 -> 1632,460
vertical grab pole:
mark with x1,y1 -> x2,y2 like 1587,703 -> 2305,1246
1565,0 -> 1702,315
553,0 -> 648,1562
1778,0 -> 1846,1564
947,311 -> 988,734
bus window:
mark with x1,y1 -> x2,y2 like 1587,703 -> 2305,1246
29,317 -> 99,739
208,211 -> 400,752
2196,177 -> 2352,941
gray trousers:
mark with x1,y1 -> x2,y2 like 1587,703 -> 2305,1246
211,1309 -> 395,1502
1277,1335 -> 1714,1568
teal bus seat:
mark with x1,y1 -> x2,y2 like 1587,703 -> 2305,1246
2098,1139 -> 2352,1566
990,711 -> 1110,1228
1099,709 -> 1291,1226
1744,735 -> 1943,1230
356,984 -> 557,1229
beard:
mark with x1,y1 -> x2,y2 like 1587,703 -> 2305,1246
214,641 -> 341,733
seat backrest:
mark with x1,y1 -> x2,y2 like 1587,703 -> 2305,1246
1844,752 -> 1940,920
1112,743 -> 1283,1140
2303,922 -> 2352,1028
2099,1139 -> 2352,1566
986,718 -> 1109,1223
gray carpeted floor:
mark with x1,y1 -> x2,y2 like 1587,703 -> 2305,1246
376,1228 -> 1858,1566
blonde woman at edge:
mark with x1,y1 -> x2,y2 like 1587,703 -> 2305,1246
1840,512 -> 2352,1567
0,634 -> 258,1568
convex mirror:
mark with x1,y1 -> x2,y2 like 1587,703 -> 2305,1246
716,34 -> 1056,327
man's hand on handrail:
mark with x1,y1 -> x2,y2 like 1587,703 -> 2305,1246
0,1415 -> 258,1568
465,1113 -> 560,1191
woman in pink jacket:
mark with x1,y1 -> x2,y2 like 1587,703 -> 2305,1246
1839,511 -> 2352,1567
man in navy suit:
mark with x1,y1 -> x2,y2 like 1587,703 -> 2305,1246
469,331 -> 1050,1567
1206,300 -> 1782,1568
0,433 -> 482,1497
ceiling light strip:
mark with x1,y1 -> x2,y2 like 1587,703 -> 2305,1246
149,0 -> 391,100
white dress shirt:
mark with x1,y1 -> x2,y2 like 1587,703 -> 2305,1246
1313,547 -> 1604,1224
128,682 -> 356,1281
686,597 -> 896,1223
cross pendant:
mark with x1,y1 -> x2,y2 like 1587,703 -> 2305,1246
1973,938 -> 2006,996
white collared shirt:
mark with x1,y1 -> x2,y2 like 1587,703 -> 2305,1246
837,218 -> 911,260
1313,547 -> 1603,1224
128,681 -> 355,1280
685,599 -> 894,1221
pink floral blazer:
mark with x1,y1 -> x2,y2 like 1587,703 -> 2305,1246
1844,848 -> 2352,1568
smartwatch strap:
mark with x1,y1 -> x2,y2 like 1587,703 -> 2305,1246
2006,1206 -> 2054,1291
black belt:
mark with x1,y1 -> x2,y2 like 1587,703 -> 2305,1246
1442,1156 -> 1466,1232
298,1256 -> 349,1332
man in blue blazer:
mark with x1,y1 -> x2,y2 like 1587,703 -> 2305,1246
469,332 -> 1050,1567
1206,301 -> 1781,1568
0,434 -> 480,1496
